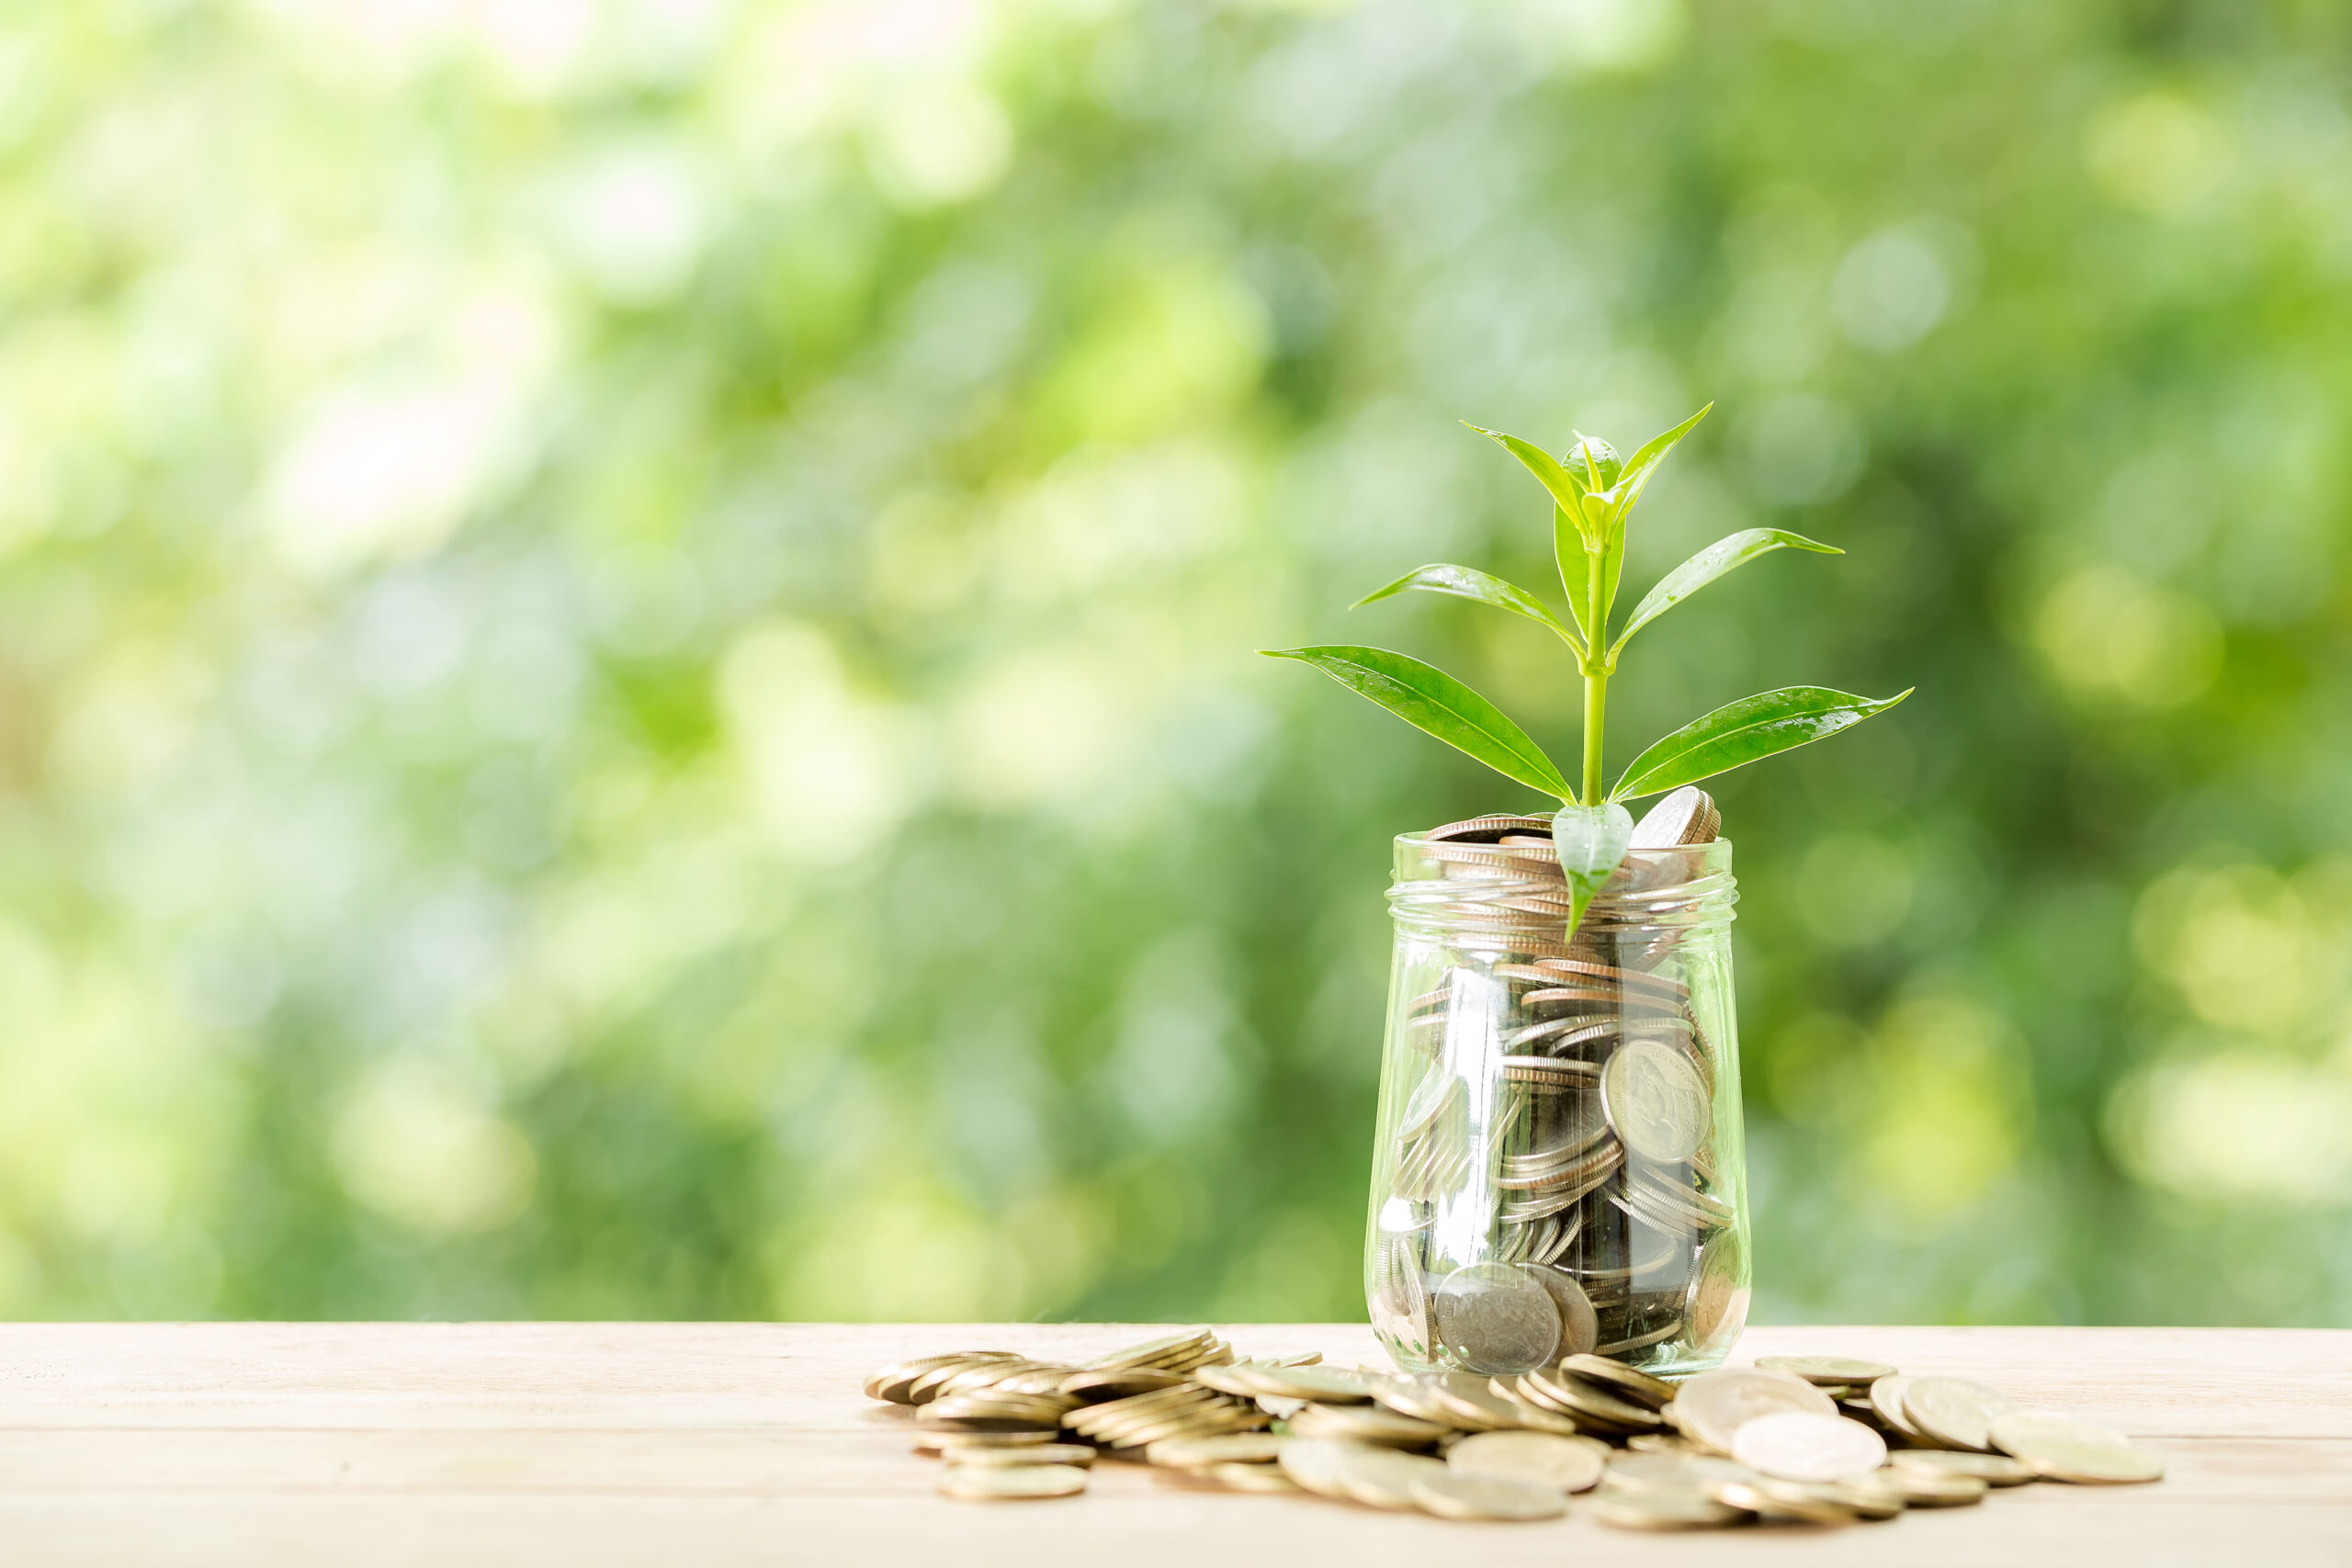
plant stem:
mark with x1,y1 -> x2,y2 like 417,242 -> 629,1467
1581,545 -> 1609,803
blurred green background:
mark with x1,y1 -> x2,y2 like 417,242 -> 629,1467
3,0 -> 2348,1328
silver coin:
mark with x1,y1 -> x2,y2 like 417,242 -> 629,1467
1600,1040 -> 1710,1162
1433,1262 -> 1563,1375
1529,1265 -> 1600,1359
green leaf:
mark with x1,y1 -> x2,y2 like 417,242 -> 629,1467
1611,686 -> 1913,801
1610,528 -> 1842,660
1553,505 -> 1592,644
1595,514 -> 1626,646
1352,563 -> 1585,657
1263,645 -> 1577,802
1609,403 -> 1713,517
1467,423 -> 1595,538
1553,802 -> 1633,939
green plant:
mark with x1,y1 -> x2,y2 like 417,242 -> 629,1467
1265,405 -> 1911,929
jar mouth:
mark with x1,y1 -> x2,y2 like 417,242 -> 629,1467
1386,832 -> 1736,941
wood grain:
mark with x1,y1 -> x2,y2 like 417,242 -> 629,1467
0,1324 -> 2345,1566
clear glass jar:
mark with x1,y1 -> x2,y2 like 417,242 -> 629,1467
1363,828 -> 1750,1380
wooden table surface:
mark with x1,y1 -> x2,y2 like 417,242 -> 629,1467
1,1322 -> 2346,1565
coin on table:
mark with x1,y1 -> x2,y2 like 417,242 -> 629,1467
1829,1469 -> 1906,1519
1238,1363 -> 1373,1404
1337,1445 -> 1451,1510
937,1464 -> 1089,1500
1448,1429 -> 1607,1494
1601,1041 -> 1710,1163
1085,1328 -> 1215,1371
1756,1355 -> 1899,1386
1670,1368 -> 1837,1456
1590,1489 -> 1744,1530
1868,1375 -> 1928,1442
1890,1449 -> 2031,1486
1287,1402 -> 1450,1448
1434,1262 -> 1563,1375
867,1351 -> 1016,1404
1903,1377 -> 2018,1453
1561,1353 -> 1677,1410
915,1429 -> 1063,1455
1891,1468 -> 1989,1506
1729,1412 -> 1889,1483
1988,1411 -> 2164,1483
1409,1471 -> 1568,1521
946,1443 -> 1099,1468
1276,1438 -> 1361,1500
1206,1461 -> 1297,1493
1146,1433 -> 1285,1469
1713,1477 -> 1860,1525
1603,1451 -> 1757,1492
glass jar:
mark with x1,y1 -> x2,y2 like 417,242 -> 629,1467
1363,828 -> 1750,1380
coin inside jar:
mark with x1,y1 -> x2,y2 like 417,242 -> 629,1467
1600,1040 -> 1710,1162
1432,1262 -> 1562,1375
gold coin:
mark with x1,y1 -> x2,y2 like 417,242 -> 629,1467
1713,1477 -> 1859,1525
1826,1469 -> 1906,1520
1670,1368 -> 1837,1457
1145,1433 -> 1285,1469
1331,1444 -> 1449,1509
1408,1471 -> 1567,1521
945,1443 -> 1099,1468
1447,1430 -> 1606,1494
1084,1328 -> 1214,1371
1890,1468 -> 1989,1507
1889,1449 -> 2030,1486
937,1463 -> 1089,1501
914,1429 -> 1061,1455
1868,1375 -> 1929,1443
1727,1412 -> 1888,1483
1590,1489 -> 1744,1530
1277,1438 -> 1367,1500
1520,1367 -> 1664,1431
1755,1355 -> 1898,1386
1903,1377 -> 2018,1453
1205,1461 -> 1298,1493
1988,1411 -> 2163,1484
1238,1363 -> 1374,1403
1560,1353 -> 1676,1409
1287,1402 -> 1450,1448
1603,1452 -> 1756,1493
1059,1367 -> 1189,1399
866,1351 -> 1017,1404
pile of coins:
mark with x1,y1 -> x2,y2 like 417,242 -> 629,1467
866,1334 -> 2164,1524
1374,787 -> 1743,1375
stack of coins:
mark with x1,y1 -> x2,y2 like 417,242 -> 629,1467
865,1337 -> 2163,1524
1375,787 -> 1740,1376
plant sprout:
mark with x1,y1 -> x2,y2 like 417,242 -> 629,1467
1265,404 -> 1911,930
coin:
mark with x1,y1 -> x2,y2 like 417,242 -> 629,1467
1671,1368 -> 1837,1456
1903,1377 -> 2018,1453
1332,1444 -> 1450,1509
1827,1470 -> 1906,1519
1059,1367 -> 1189,1399
1629,786 -> 1720,848
1275,1438 -> 1361,1500
1084,1328 -> 1215,1371
1448,1429 -> 1606,1494
1601,1040 -> 1710,1162
937,1463 -> 1089,1500
945,1443 -> 1099,1468
1756,1355 -> 1899,1386
1603,1451 -> 1758,1491
1561,1353 -> 1677,1409
1147,1433 -> 1285,1469
1206,1461 -> 1299,1492
1519,1366 -> 1664,1431
1685,1230 -> 1748,1355
1890,1448 -> 2031,1486
1433,1262 -> 1562,1375
866,1351 -> 1018,1404
1408,1471 -> 1568,1521
1868,1374 -> 1929,1442
1590,1489 -> 1745,1529
1713,1476 -> 1859,1525
1237,1363 -> 1374,1403
1728,1412 -> 1889,1482
1424,815 -> 1556,842
914,1429 -> 1063,1455
1286,1402 -> 1449,1448
1988,1411 -> 2164,1483
1892,1468 -> 1990,1506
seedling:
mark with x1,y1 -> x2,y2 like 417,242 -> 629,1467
1265,405 -> 1910,931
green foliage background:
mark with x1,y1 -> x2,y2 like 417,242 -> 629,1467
4,0 -> 2350,1326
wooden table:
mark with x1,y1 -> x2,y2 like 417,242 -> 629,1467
1,1323 -> 2346,1565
